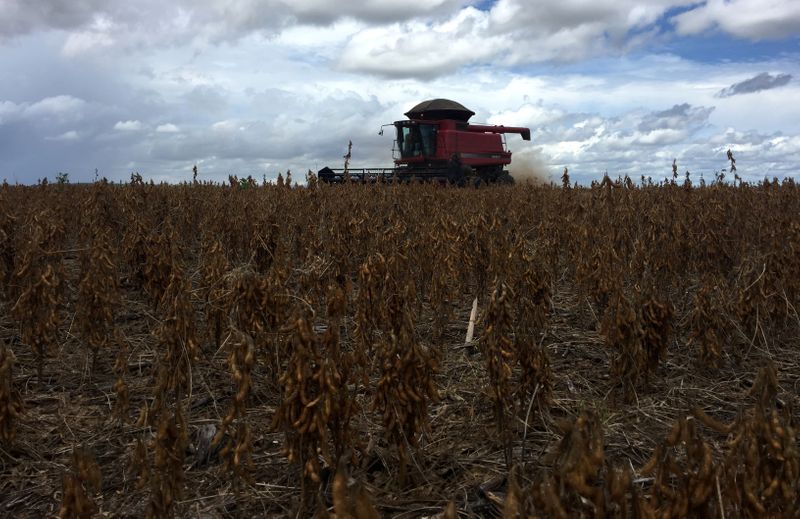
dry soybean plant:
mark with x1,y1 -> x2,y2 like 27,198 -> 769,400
321,284 -> 360,467
543,411 -> 606,515
504,411 -> 611,518
11,213 -> 64,382
0,203 -> 15,298
151,270 -> 200,414
0,340 -> 23,447
374,274 -> 439,486
482,281 -> 516,469
332,453 -> 380,519
718,364 -> 799,515
58,447 -> 102,519
213,327 -> 256,494
687,278 -> 729,366
640,415 -> 718,517
129,269 -> 199,517
513,254 -> 554,418
75,227 -> 119,373
200,236 -> 229,349
601,283 -> 671,401
111,330 -> 130,422
273,310 -> 337,513
146,407 -> 189,518
638,285 -> 673,380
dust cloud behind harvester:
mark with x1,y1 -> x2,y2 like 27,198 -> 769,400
509,149 -> 552,185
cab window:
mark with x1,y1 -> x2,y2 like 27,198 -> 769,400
398,124 -> 437,158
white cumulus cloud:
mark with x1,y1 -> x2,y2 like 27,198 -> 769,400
61,15 -> 115,56
114,120 -> 143,131
337,1 -> 695,78
338,8 -> 504,78
46,130 -> 80,141
0,95 -> 86,124
673,0 -> 800,39
156,123 -> 179,133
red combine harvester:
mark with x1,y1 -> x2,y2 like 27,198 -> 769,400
318,99 -> 531,185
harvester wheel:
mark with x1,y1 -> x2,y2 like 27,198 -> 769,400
498,172 -> 515,184
447,169 -> 463,186
447,158 -> 470,186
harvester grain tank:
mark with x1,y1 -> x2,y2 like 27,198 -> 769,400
318,99 -> 531,185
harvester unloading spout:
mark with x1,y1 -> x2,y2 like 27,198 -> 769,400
465,124 -> 531,141
318,99 -> 531,185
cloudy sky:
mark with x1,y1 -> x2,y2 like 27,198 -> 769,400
1,0 -> 799,184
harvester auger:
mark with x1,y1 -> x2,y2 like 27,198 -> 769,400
318,99 -> 531,185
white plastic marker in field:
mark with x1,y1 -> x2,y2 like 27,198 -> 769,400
465,297 -> 478,344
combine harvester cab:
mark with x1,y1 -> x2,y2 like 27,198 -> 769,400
318,99 -> 530,185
